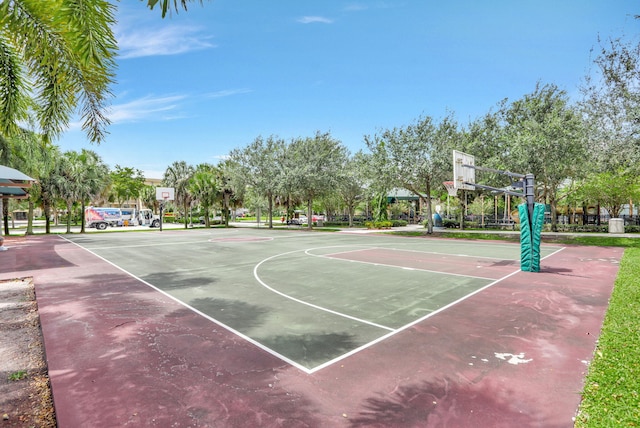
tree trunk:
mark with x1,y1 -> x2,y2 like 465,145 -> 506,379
183,200 -> 189,229
66,201 -> 73,233
44,200 -> 51,234
267,192 -> 273,229
204,206 -> 210,228
26,200 -> 34,235
549,197 -> 557,232
307,198 -> 313,230
2,197 -> 8,235
348,206 -> 354,228
223,193 -> 230,227
81,201 -> 86,233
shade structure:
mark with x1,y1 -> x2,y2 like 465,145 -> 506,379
0,165 -> 35,199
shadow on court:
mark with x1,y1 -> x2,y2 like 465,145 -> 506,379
0,231 -> 622,427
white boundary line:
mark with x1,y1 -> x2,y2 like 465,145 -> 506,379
60,234 -> 567,374
253,249 -> 396,332
303,245 -> 500,281
308,268 -> 523,373
84,240 -> 213,250
58,235 -> 314,373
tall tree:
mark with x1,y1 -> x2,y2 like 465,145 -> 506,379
52,149 -> 108,233
338,153 -> 367,227
189,163 -> 218,228
228,136 -> 284,228
110,165 -> 146,207
287,132 -> 347,230
36,146 -> 63,234
215,160 -> 240,227
365,114 -> 459,233
141,185 -> 160,213
77,150 -> 110,232
578,170 -> 640,219
502,83 -> 587,231
163,161 -> 195,229
580,34 -> 640,174
0,0 -> 117,144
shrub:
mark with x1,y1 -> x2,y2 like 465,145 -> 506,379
442,219 -> 459,228
365,221 -> 393,229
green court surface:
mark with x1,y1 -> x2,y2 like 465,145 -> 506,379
64,229 -> 563,372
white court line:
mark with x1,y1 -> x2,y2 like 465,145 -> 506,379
377,246 -> 520,261
77,228 -> 312,250
82,240 -> 213,250
61,235 -> 568,374
58,235 -> 315,374
309,267 -> 523,373
253,249 -> 396,332
305,246 -> 499,281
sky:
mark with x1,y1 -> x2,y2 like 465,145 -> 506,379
59,0 -> 639,179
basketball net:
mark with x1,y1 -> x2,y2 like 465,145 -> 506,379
443,181 -> 457,197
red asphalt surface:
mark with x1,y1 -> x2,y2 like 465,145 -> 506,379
0,234 -> 622,427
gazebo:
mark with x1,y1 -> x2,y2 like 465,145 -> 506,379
0,165 -> 36,250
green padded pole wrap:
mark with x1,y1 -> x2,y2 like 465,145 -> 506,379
519,202 -> 545,272
530,203 -> 545,272
519,203 -> 533,271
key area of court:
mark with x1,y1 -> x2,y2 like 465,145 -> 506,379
0,228 -> 621,427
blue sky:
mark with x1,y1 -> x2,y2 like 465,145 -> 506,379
60,0 -> 638,178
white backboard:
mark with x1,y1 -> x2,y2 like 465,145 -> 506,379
155,187 -> 175,201
453,150 -> 476,190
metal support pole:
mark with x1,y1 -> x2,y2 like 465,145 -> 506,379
525,173 -> 535,230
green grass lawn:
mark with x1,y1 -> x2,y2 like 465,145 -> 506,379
574,247 -> 640,427
403,230 -> 640,426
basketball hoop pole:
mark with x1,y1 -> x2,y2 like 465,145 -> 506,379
452,150 -> 542,272
525,173 -> 535,226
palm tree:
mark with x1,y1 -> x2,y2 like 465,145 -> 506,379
52,150 -> 108,233
77,150 -> 110,233
37,147 -> 63,234
141,185 -> 160,214
163,161 -> 195,229
0,0 -> 117,144
53,151 -> 83,233
145,0 -> 208,18
189,164 -> 219,228
215,160 -> 239,227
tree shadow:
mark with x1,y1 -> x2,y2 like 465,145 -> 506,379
261,332 -> 358,368
0,237 -> 75,273
141,271 -> 219,290
349,377 -> 553,427
188,297 -> 271,331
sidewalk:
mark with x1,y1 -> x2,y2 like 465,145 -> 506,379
4,219 -> 639,239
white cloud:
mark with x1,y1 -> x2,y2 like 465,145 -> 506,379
206,88 -> 253,99
344,4 -> 368,12
116,24 -> 215,59
106,95 -> 188,124
297,16 -> 334,24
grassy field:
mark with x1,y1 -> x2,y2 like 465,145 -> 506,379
574,247 -> 640,427
404,230 -> 639,426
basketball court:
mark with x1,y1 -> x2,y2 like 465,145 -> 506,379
0,228 -> 622,427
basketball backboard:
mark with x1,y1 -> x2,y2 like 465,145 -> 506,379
155,187 -> 175,201
453,150 -> 476,190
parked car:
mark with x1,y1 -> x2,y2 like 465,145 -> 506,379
287,216 -> 307,225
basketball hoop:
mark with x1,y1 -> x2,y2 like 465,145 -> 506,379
443,181 -> 458,217
443,181 -> 457,197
